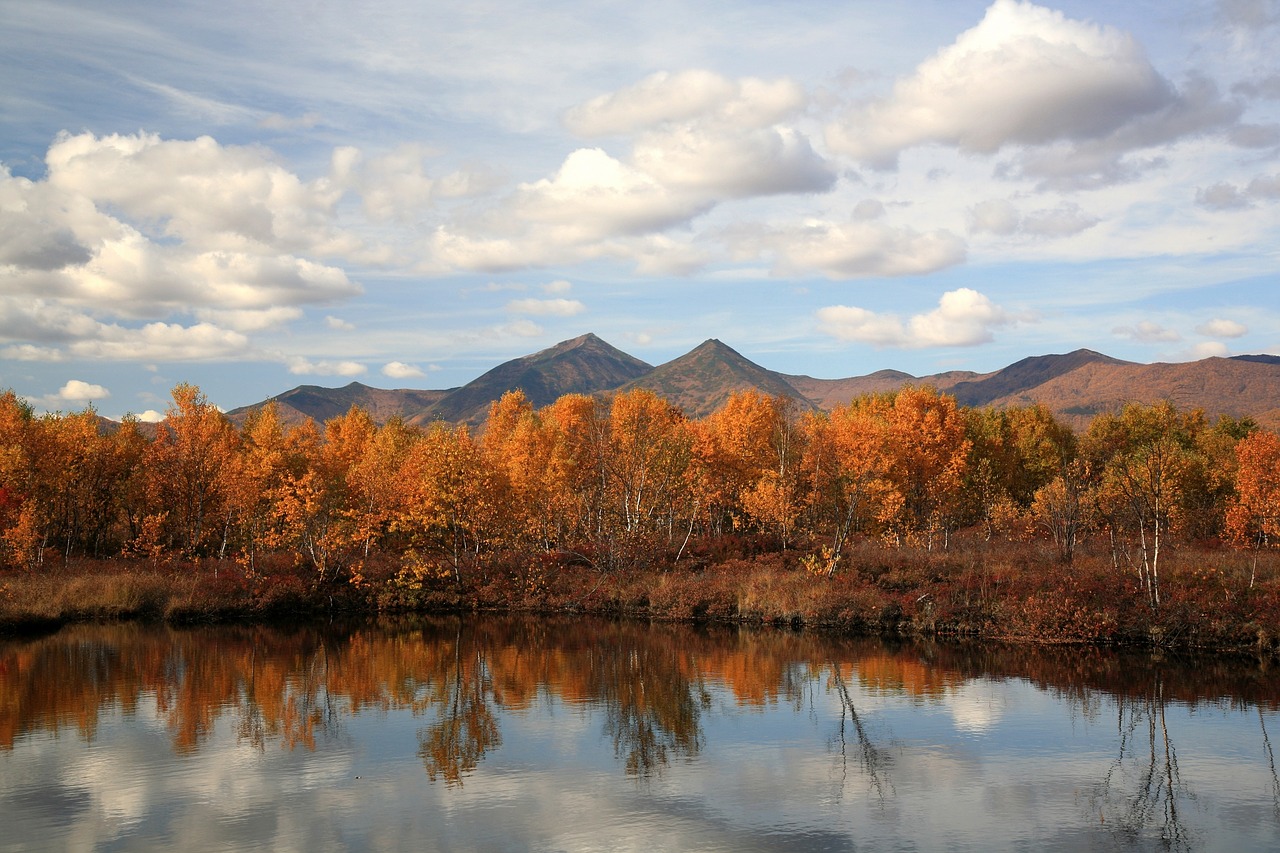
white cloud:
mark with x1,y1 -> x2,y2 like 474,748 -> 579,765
632,124 -> 835,198
135,409 -> 165,423
58,379 -> 110,401
827,0 -> 1239,186
1196,182 -> 1251,209
1112,320 -> 1181,343
968,200 -> 1021,236
326,315 -> 356,331
1184,340 -> 1230,359
194,306 -> 303,331
1196,318 -> 1248,338
505,298 -> 587,316
565,70 -> 805,137
734,219 -> 966,279
286,357 -> 367,376
382,361 -> 426,379
968,199 -> 1099,237
816,288 -> 1016,348
542,279 -> 572,294
1195,173 -> 1280,209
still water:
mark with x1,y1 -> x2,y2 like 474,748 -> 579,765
2,616 -> 1279,852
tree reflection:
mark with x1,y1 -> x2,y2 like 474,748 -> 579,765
1092,674 -> 1192,850
4,618 -> 1280,805
828,663 -> 893,802
1261,707 -> 1280,821
595,638 -> 709,777
417,623 -> 501,786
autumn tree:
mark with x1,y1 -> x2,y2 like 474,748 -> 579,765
801,395 -> 896,575
396,424 -> 498,586
538,393 -> 609,550
135,384 -> 241,557
1084,402 -> 1199,611
482,390 -> 562,551
1225,429 -> 1280,579
964,403 -> 1076,540
599,389 -> 692,564
881,387 -> 970,549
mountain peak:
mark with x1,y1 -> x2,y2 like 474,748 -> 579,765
624,339 -> 809,417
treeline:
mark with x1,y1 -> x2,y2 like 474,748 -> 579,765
1,384 -> 1278,606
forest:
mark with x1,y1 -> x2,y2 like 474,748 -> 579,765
1,383 -> 1278,651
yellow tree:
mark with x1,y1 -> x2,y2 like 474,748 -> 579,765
538,393 -> 608,549
0,391 -> 40,568
1084,402 -> 1198,611
1225,429 -> 1280,581
882,387 -> 970,549
139,384 -> 242,557
688,390 -> 780,536
482,390 -> 561,551
395,424 -> 497,586
801,395 -> 897,575
602,389 -> 692,557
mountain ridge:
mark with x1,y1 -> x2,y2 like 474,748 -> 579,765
225,334 -> 1280,431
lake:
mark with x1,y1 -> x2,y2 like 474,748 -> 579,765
2,616 -> 1278,852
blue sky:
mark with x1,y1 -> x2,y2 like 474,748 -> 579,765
2,0 -> 1278,420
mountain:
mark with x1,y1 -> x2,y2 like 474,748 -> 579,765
413,332 -> 653,425
226,382 -> 450,428
988,356 -> 1280,430
620,339 -> 812,418
946,349 -> 1133,407
222,336 -> 1280,432
783,368 -> 990,410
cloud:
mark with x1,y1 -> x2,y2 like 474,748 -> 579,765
44,131 -> 345,254
542,279 -> 572,295
505,298 -> 586,316
426,67 -> 835,275
816,288 -> 1015,348
564,70 -> 804,137
1184,340 -> 1230,359
1195,182 -> 1251,210
632,124 -> 835,198
135,410 -> 165,423
1196,173 -> 1280,209
326,315 -> 356,331
1196,318 -> 1248,338
968,199 -> 1099,237
193,306 -> 303,332
731,219 -> 965,279
285,357 -> 367,376
1112,320 -> 1181,343
827,0 -> 1240,186
58,380 -> 110,402
382,361 -> 426,379
3,134 -> 361,320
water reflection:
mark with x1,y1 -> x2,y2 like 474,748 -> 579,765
2,619 -> 1280,851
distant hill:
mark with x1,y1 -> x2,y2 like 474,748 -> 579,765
226,382 -> 450,428
989,356 -> 1280,430
415,333 -> 653,426
946,349 -> 1133,407
621,339 -> 812,418
221,336 -> 1280,432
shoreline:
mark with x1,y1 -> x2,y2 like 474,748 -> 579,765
4,545 -> 1277,659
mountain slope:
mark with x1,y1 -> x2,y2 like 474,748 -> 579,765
418,333 -> 653,425
990,357 -> 1280,429
226,382 -> 450,428
946,349 -> 1133,407
220,337 -> 1280,432
621,339 -> 813,418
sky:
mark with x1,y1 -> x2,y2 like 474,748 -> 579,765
2,0 -> 1278,421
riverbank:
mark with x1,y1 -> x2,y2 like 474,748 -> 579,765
3,541 -> 1278,656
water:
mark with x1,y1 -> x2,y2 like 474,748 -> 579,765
2,617 -> 1278,852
